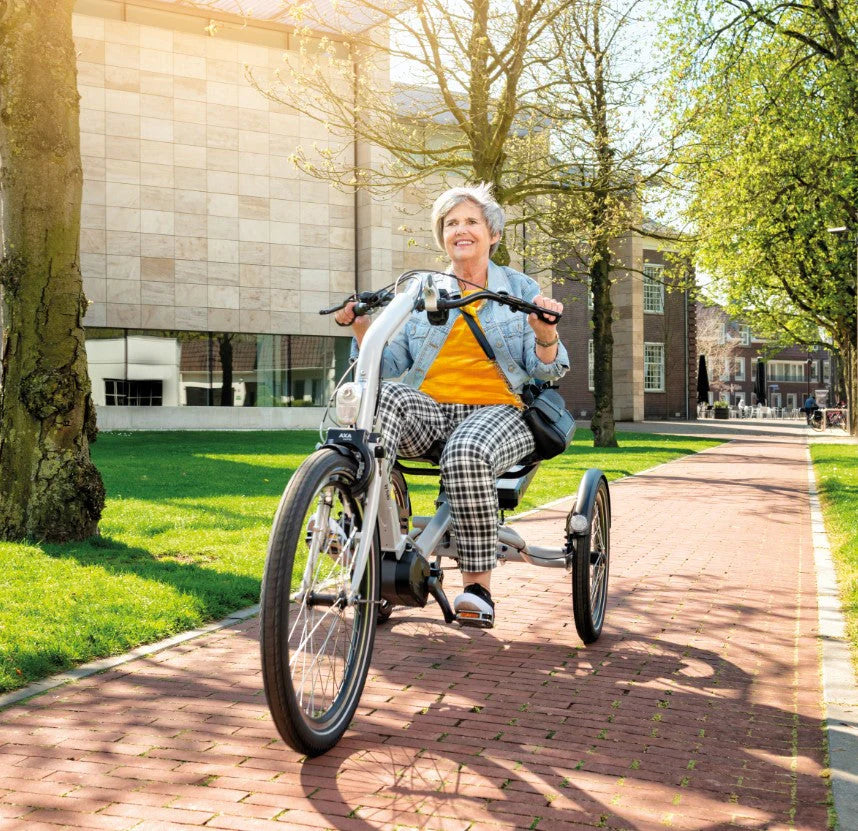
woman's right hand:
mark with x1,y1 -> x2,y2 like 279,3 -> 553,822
334,301 -> 372,345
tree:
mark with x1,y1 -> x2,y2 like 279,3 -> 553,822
667,0 -> 858,432
255,0 -> 680,446
0,0 -> 105,541
695,304 -> 745,399
529,0 -> 684,445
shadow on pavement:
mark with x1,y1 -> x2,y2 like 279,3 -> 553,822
0,583 -> 828,830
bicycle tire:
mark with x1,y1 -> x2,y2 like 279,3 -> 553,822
260,448 -> 378,756
571,478 -> 610,644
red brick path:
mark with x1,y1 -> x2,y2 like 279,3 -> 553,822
0,437 -> 829,830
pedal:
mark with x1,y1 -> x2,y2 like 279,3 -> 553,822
455,609 -> 494,629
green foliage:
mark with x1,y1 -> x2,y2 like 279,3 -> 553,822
810,443 -> 858,674
0,429 -> 721,693
666,0 -> 858,350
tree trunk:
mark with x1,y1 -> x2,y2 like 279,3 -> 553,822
846,340 -> 858,436
589,238 -> 618,447
587,4 -> 618,448
0,0 -> 105,541
218,334 -> 234,407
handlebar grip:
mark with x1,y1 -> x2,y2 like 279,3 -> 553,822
532,308 -> 562,324
352,302 -> 371,317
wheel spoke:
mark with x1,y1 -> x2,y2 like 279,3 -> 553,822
260,450 -> 382,754
285,471 -> 369,722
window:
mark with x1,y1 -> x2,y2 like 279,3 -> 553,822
644,342 -> 665,392
767,361 -> 809,382
823,360 -> 830,383
787,393 -> 797,410
733,357 -> 745,381
86,329 -> 353,408
738,324 -> 751,345
643,264 -> 664,313
104,379 -> 163,406
810,360 -> 819,383
588,339 -> 594,390
720,358 -> 730,382
104,379 -> 125,406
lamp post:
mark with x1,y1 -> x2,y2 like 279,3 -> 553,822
827,226 -> 857,433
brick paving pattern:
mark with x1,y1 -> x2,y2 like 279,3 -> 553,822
0,437 -> 830,830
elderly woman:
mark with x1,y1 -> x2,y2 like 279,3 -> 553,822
335,183 -> 568,627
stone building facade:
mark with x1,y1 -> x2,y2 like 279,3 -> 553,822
72,0 -> 408,428
13,0 -> 697,429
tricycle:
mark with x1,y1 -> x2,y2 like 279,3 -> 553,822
259,270 -> 611,756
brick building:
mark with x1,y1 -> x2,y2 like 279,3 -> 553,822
555,232 -> 697,422
697,304 -> 837,409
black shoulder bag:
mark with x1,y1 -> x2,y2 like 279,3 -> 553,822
460,311 -> 575,459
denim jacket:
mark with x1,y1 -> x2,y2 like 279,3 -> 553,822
355,262 -> 569,394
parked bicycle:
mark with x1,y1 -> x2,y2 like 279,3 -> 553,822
259,271 -> 611,756
809,407 -> 848,432
809,408 -> 825,431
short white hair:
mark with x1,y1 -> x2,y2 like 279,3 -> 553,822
431,182 -> 505,256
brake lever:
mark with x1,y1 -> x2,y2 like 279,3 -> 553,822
325,290 -> 395,323
494,291 -> 563,324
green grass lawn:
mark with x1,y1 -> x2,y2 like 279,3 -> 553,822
0,429 -> 721,693
810,443 -> 858,671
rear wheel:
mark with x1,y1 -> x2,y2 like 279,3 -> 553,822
260,449 -> 378,756
571,478 -> 610,644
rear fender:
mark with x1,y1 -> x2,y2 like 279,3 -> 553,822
568,468 -> 610,537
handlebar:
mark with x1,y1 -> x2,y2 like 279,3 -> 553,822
417,289 -> 562,324
321,272 -> 561,326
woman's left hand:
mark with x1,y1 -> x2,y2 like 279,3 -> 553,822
528,295 -> 563,342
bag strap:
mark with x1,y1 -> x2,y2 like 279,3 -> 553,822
460,309 -> 496,361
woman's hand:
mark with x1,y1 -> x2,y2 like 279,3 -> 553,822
334,301 -> 373,346
528,295 -> 563,344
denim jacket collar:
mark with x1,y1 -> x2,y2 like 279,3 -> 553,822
441,260 -> 513,299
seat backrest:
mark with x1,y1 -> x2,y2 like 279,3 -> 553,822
496,461 -> 541,510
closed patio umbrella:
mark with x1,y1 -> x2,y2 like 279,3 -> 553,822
697,355 -> 710,404
754,359 -> 766,405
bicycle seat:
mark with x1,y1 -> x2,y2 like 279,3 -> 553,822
394,443 -> 541,510
394,439 -> 445,476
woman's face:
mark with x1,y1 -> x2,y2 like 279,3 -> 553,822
441,200 -> 500,272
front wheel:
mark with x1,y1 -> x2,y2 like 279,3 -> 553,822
260,449 -> 378,756
571,477 -> 610,644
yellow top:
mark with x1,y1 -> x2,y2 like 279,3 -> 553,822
419,292 -> 522,406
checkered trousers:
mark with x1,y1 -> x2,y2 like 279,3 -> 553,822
376,382 -> 535,572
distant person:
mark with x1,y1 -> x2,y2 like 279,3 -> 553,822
804,393 -> 818,425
